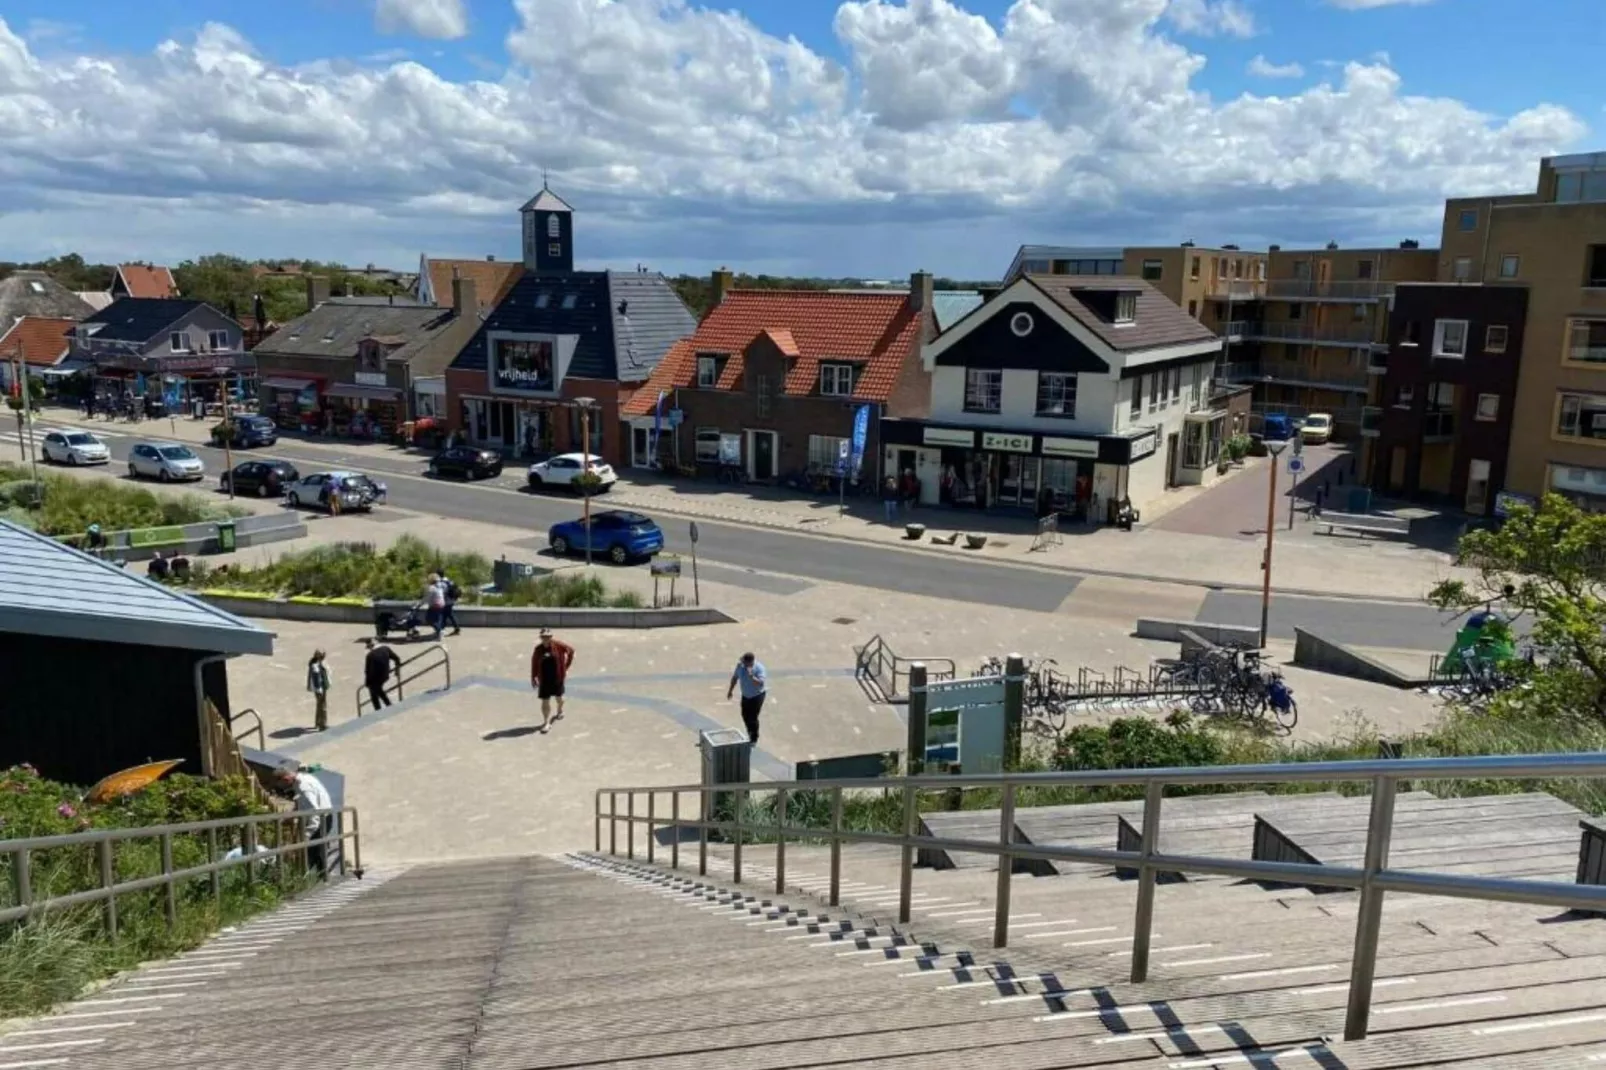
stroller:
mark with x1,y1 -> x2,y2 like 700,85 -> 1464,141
374,605 -> 425,641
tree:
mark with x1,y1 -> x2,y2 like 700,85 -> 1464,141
1430,493 -> 1606,722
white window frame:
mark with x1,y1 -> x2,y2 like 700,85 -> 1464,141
1140,259 -> 1163,281
1115,293 -> 1138,324
819,363 -> 855,397
694,427 -> 722,463
807,434 -> 848,470
1569,318 -> 1606,364
1498,254 -> 1520,279
964,368 -> 1002,414
547,214 -> 561,238
1168,365 -> 1182,405
1452,257 -> 1473,282
1148,373 -> 1161,413
169,331 -> 191,353
1395,384 -> 1415,406
207,330 -> 230,351
697,355 -> 718,387
1035,372 -> 1077,418
1475,394 -> 1500,422
1433,319 -> 1469,358
1485,325 -> 1509,354
1129,378 -> 1142,418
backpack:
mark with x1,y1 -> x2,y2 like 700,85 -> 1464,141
443,578 -> 460,603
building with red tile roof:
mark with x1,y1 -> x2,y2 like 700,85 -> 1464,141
0,316 -> 75,367
110,264 -> 179,300
621,270 -> 935,481
414,256 -> 524,315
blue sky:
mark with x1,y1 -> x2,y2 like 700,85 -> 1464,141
0,0 -> 1598,277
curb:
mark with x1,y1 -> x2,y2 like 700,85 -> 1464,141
194,592 -> 737,629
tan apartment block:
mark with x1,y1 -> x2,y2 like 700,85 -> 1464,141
1441,152 -> 1606,507
1121,246 -> 1267,326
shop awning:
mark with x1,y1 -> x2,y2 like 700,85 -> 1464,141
36,357 -> 91,378
327,382 -> 403,402
263,376 -> 315,392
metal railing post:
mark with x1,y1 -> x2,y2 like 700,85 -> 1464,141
732,787 -> 745,885
774,788 -> 788,894
898,782 -> 916,924
609,792 -> 618,856
698,788 -> 709,876
160,833 -> 177,928
829,786 -> 843,906
671,792 -> 680,871
207,828 -> 221,904
98,839 -> 117,940
647,792 -> 656,863
1129,781 -> 1165,982
993,782 -> 1015,948
627,793 -> 636,860
244,823 -> 257,889
1344,776 -> 1398,1042
350,808 -> 364,878
594,792 -> 602,853
10,849 -> 31,919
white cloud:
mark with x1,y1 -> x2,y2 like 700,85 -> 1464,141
1247,54 -> 1304,78
374,0 -> 469,40
0,1 -> 1585,277
1164,0 -> 1256,37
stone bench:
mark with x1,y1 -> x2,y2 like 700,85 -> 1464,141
1318,511 -> 1411,538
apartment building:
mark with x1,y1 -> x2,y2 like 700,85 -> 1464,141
1004,244 -> 1266,329
1440,152 -> 1606,512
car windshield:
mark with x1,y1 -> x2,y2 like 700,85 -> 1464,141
158,447 -> 196,460
66,434 -> 97,446
1308,416 -> 1331,428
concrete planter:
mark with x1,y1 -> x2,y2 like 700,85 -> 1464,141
195,592 -> 733,629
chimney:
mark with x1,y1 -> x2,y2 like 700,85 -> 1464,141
452,276 -> 478,318
710,266 -> 734,307
306,275 -> 331,309
908,269 -> 933,313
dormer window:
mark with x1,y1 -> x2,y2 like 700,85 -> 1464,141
561,294 -> 578,310
547,214 -> 560,239
535,292 -> 551,309
1114,292 -> 1138,324
820,363 -> 855,397
697,355 -> 718,387
170,331 -> 191,352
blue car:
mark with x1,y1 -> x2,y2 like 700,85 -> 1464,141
548,510 -> 664,564
213,414 -> 278,448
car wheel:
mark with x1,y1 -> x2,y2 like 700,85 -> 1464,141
127,464 -> 139,479
609,543 -> 629,565
68,453 -> 79,466
287,492 -> 300,508
158,469 -> 172,483
551,535 -> 569,556
528,475 -> 544,491
257,482 -> 270,498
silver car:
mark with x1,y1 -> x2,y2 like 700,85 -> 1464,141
40,429 -> 110,466
127,442 -> 205,482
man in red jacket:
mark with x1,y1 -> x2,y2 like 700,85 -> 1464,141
532,628 -> 575,731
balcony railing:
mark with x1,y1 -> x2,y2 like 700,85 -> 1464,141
1361,406 -> 1383,437
1423,410 -> 1456,441
1238,321 -> 1384,347
1266,279 -> 1397,301
1204,279 -> 1262,300
1223,362 -> 1370,392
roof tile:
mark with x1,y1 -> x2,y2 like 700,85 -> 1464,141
1025,274 -> 1219,351
0,316 -> 75,366
116,264 -> 178,300
422,259 -> 523,313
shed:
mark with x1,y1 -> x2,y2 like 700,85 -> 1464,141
0,520 -> 275,787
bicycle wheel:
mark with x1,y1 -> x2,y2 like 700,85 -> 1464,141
1044,699 -> 1068,734
1274,698 -> 1298,733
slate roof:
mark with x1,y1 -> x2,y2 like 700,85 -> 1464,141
255,298 -> 459,362
82,298 -> 216,344
0,271 -> 96,327
932,291 -> 984,332
0,316 -> 75,366
521,188 -> 574,213
1025,274 -> 1219,352
115,264 -> 179,299
419,258 -> 523,313
450,270 -> 695,384
621,289 -> 922,416
0,520 -> 274,655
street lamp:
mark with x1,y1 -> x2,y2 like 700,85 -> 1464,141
574,396 -> 597,567
1260,438 -> 1288,648
215,367 -> 235,500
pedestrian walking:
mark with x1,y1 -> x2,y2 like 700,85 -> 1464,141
727,651 -> 768,745
531,628 -> 574,731
362,637 -> 401,711
439,571 -> 462,636
273,762 -> 333,878
421,572 -> 446,642
882,476 -> 899,522
306,650 -> 331,731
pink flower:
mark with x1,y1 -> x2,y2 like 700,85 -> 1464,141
56,803 -> 76,819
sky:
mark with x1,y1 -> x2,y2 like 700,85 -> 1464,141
0,0 -> 1600,280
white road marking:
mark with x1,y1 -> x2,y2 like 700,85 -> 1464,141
837,945 -> 918,957
7,1024 -> 132,1037
1098,1023 -> 1231,1044
1293,977 -> 1415,996
49,1010 -> 148,1021
109,982 -> 211,992
1163,952 -> 1270,968
925,907 -> 995,918
73,994 -> 186,1007
1166,1046 -> 1327,1068
1027,926 -> 1116,940
956,912 -> 1041,925
0,1059 -> 72,1069
1004,920 -> 1078,931
1064,934 -> 1146,948
1219,963 -> 1337,981
0,1040 -> 105,1053
1108,943 -> 1213,957
1376,994 -> 1504,1015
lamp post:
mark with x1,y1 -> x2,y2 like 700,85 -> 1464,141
215,367 -> 235,500
1260,438 -> 1288,648
574,396 -> 597,568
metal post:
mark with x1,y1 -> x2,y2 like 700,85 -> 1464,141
829,786 -> 843,906
627,793 -> 635,860
993,783 -> 1015,948
350,808 -> 364,878
10,849 -> 31,918
98,839 -> 117,940
609,792 -> 618,856
647,792 -> 656,864
218,370 -> 235,499
698,788 -> 709,877
594,792 -> 602,853
774,788 -> 787,895
244,823 -> 257,889
906,662 -> 928,775
207,828 -> 221,904
732,787 -> 745,885
1287,462 -> 1300,530
671,792 -> 680,871
1129,781 -> 1165,982
160,833 -> 177,928
1260,444 -> 1284,648
1003,653 -> 1025,769
1344,776 -> 1398,1041
898,782 -> 917,924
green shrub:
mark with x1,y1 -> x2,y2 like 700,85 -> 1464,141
0,463 -> 241,535
492,572 -> 644,608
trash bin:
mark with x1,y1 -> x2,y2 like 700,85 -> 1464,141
699,728 -> 751,841
216,519 -> 237,553
1346,486 -> 1373,514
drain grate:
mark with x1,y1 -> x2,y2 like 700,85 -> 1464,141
832,617 -> 857,625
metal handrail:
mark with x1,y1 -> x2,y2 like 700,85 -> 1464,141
855,635 -> 955,700
231,707 -> 265,750
2,806 -> 363,934
593,752 -> 1606,1043
356,642 -> 452,716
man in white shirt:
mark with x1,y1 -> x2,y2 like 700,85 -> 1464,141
275,763 -> 334,877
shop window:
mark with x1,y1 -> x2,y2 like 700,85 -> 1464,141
964,368 -> 1001,413
1557,392 -> 1606,442
1036,372 -> 1077,418
808,434 -> 848,469
695,427 -> 721,462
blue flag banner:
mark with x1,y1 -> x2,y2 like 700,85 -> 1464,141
650,390 -> 666,464
848,403 -> 870,478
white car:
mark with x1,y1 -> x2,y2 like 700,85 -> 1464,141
40,429 -> 110,466
527,453 -> 617,494
1300,413 -> 1334,445
127,442 -> 205,482
284,471 -> 386,513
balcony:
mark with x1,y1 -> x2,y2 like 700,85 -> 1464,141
1220,361 -> 1370,392
1423,410 -> 1456,442
1361,406 -> 1383,438
1204,279 -> 1262,301
1265,279 -> 1397,302
1238,321 -> 1384,348
1222,320 -> 1248,341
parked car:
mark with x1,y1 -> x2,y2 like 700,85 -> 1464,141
222,460 -> 300,498
211,414 -> 278,449
548,510 -> 664,564
40,429 -> 110,466
429,445 -> 504,481
1300,412 -> 1334,445
285,471 -> 387,513
528,452 -> 618,494
127,442 -> 204,482
1261,413 -> 1294,442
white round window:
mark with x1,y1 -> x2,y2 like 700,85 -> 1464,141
1009,311 -> 1035,337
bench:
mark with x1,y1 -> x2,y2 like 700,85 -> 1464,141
125,525 -> 188,549
1317,510 -> 1411,539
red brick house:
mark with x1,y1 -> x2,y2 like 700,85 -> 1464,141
621,271 -> 935,483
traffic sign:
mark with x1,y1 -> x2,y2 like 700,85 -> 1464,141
1288,456 -> 1305,474
689,521 -> 700,544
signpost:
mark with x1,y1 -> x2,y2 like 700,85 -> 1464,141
837,439 -> 851,516
688,521 -> 700,606
1287,454 -> 1304,530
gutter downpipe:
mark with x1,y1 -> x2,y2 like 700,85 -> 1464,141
193,654 -> 230,777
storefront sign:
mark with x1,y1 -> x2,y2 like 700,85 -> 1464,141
354,372 -> 388,387
982,431 -> 1034,454
1041,436 -> 1099,459
490,337 -> 555,393
923,426 -> 975,448
1128,432 -> 1158,462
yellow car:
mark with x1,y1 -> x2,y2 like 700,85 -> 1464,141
1300,413 -> 1333,444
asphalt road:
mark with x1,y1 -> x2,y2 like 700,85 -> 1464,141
6,424 -> 1460,639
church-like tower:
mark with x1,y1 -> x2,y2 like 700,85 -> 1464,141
520,181 -> 575,274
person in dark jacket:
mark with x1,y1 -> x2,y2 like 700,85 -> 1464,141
362,637 -> 402,711
531,629 -> 575,731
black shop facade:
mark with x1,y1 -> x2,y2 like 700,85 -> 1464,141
879,418 -> 1158,520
